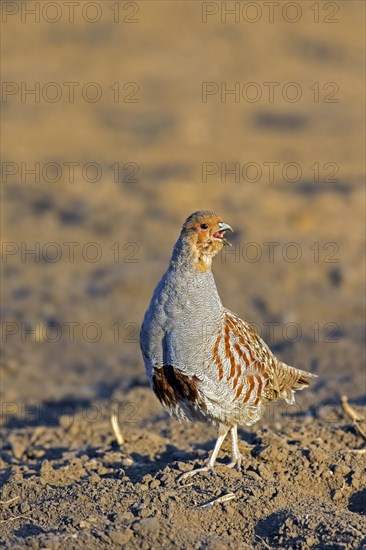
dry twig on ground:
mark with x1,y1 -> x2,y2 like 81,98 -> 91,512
110,410 -> 125,445
0,496 -> 19,506
195,492 -> 236,509
341,395 -> 366,442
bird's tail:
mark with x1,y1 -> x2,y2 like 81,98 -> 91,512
275,361 -> 317,405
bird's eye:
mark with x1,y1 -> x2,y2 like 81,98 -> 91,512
200,223 -> 209,230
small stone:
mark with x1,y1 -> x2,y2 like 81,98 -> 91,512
20,502 -> 30,513
257,464 -> 271,479
59,415 -> 73,429
9,467 -> 23,483
29,448 -> 45,458
142,474 -> 153,484
40,460 -> 54,478
79,520 -> 89,529
109,528 -> 133,545
132,517 -> 160,535
133,503 -> 145,512
90,473 -> 101,483
8,435 -> 27,460
351,476 -> 360,489
84,459 -> 99,470
335,464 -> 351,476
176,461 -> 192,472
246,469 -> 261,481
116,511 -> 134,522
79,516 -> 99,528
149,479 -> 160,489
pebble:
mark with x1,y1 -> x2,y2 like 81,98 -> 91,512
246,469 -> 261,481
59,415 -> 73,429
8,436 -> 27,460
176,461 -> 192,472
9,467 -> 24,483
79,518 -> 94,529
142,474 -> 153,484
149,479 -> 160,489
20,502 -> 30,513
257,464 -> 271,479
133,503 -> 145,512
132,517 -> 160,536
40,459 -> 53,477
139,508 -> 152,518
28,447 -> 46,458
351,475 -> 361,489
335,464 -> 351,476
90,473 -> 101,483
109,528 -> 133,545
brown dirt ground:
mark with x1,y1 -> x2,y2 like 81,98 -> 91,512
1,1 -> 365,548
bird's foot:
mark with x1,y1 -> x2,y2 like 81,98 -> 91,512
178,464 -> 216,482
226,454 -> 244,471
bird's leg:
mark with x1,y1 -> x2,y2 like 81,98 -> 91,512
226,425 -> 244,470
178,425 -> 229,481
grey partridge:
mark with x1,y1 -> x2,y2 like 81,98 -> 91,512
140,211 -> 316,479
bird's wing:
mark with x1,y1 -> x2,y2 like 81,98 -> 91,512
210,308 -> 280,405
216,309 -> 315,405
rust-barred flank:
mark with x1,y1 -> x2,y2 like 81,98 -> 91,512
213,331 -> 224,380
257,374 -> 263,395
224,326 -> 231,356
226,315 -> 235,329
153,366 -> 206,410
253,375 -> 263,406
234,342 -> 249,367
229,353 -> 236,380
213,332 -> 221,355
232,361 -> 242,390
236,362 -> 242,379
243,375 -> 255,403
235,383 -> 244,399
248,347 -> 256,365
216,358 -> 224,381
214,355 -> 224,381
209,310 -> 312,412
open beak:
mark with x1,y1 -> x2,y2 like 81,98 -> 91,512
213,222 -> 233,246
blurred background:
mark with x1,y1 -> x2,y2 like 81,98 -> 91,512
1,0 -> 364,421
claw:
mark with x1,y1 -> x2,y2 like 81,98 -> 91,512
178,464 -> 216,482
226,455 -> 244,471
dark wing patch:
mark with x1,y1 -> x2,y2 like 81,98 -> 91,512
152,366 -> 206,410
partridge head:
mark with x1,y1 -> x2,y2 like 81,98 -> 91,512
180,211 -> 233,271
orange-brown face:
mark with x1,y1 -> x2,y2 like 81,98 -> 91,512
181,211 -> 233,270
